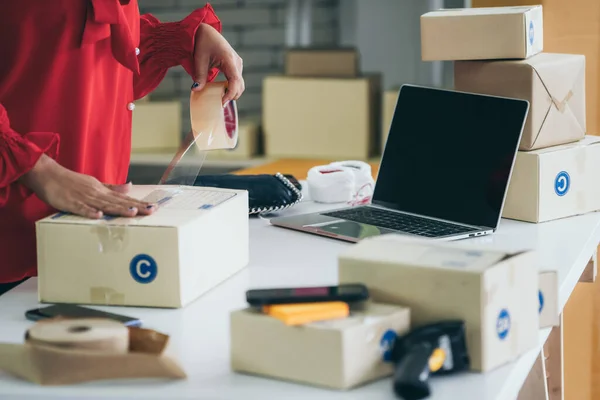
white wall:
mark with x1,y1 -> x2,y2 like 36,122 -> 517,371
339,0 -> 468,91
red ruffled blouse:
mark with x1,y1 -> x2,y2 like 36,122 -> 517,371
0,1 -> 221,283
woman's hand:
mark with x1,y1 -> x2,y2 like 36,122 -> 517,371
20,155 -> 156,219
192,23 -> 245,105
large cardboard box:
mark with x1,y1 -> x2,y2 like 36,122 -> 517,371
473,0 -> 600,136
230,302 -> 410,390
338,236 -> 539,372
131,101 -> 181,152
503,135 -> 600,223
263,75 -> 381,159
421,6 -> 543,61
285,48 -> 359,78
454,53 -> 586,151
381,89 -> 399,153
36,185 -> 249,308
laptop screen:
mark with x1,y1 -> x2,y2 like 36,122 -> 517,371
373,85 -> 529,229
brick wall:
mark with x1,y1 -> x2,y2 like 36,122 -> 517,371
139,0 -> 340,137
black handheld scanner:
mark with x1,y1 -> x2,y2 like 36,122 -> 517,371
390,320 -> 470,400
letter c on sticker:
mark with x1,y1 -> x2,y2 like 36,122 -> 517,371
130,254 -> 157,284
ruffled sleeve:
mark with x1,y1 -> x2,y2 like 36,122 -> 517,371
133,4 -> 222,100
0,104 -> 60,207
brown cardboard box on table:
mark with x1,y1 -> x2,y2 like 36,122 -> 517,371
285,48 -> 359,78
338,236 -> 539,372
473,0 -> 600,141
421,5 -> 543,61
455,53 -> 586,151
503,135 -> 600,223
263,75 -> 381,160
132,101 -> 181,152
36,185 -> 249,308
230,302 -> 410,390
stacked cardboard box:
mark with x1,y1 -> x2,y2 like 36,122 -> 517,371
131,100 -> 181,153
263,48 -> 381,160
421,5 -> 600,223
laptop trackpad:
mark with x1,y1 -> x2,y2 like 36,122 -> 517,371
310,220 -> 383,239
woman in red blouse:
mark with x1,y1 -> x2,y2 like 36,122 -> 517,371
0,1 -> 244,293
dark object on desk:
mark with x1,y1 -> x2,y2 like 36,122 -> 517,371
167,173 -> 302,215
391,320 -> 469,400
246,283 -> 369,307
25,304 -> 142,327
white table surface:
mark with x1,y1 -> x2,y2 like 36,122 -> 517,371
1,193 -> 599,400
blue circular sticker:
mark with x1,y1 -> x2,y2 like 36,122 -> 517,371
380,329 -> 397,362
129,254 -> 158,284
538,290 -> 544,314
529,21 -> 535,45
496,309 -> 511,340
554,171 -> 570,196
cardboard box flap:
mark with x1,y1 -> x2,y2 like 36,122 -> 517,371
425,5 -> 540,17
38,185 -> 242,228
527,135 -> 600,155
529,53 -> 586,115
340,236 -> 518,272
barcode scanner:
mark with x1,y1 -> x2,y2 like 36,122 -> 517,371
390,320 -> 470,400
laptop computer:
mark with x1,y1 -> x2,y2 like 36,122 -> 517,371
269,84 -> 529,243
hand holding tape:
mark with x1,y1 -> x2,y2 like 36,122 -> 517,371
159,81 -> 239,186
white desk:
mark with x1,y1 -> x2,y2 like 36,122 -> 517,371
0,196 -> 599,400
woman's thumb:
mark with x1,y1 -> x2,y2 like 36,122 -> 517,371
192,53 -> 211,91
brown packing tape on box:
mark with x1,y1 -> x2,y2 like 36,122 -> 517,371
0,318 -> 185,385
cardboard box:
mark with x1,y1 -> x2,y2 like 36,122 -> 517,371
421,6 -> 543,61
208,120 -> 260,160
132,101 -> 181,152
473,0 -> 600,136
230,302 -> 410,390
455,53 -> 586,151
338,236 -> 539,372
263,75 -> 381,159
381,89 -> 399,153
503,135 -> 600,223
539,271 -> 559,328
36,185 -> 249,308
285,48 -> 359,78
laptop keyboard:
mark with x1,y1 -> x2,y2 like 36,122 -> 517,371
322,207 -> 476,238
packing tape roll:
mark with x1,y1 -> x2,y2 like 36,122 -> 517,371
159,81 -> 238,186
307,165 -> 356,203
190,81 -> 239,151
26,318 -> 129,354
329,160 -> 375,191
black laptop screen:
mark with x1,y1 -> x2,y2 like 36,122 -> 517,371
373,85 -> 529,229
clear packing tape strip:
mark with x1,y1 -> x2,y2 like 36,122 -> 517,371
0,318 -> 185,385
307,161 -> 375,205
159,81 -> 239,186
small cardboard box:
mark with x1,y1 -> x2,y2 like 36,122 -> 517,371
421,6 -> 543,61
263,75 -> 381,159
208,120 -> 260,160
230,302 -> 410,390
132,101 -> 181,152
381,89 -> 399,153
36,185 -> 249,308
338,236 -> 539,372
503,135 -> 600,223
538,271 -> 559,328
454,53 -> 586,151
285,47 -> 359,78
